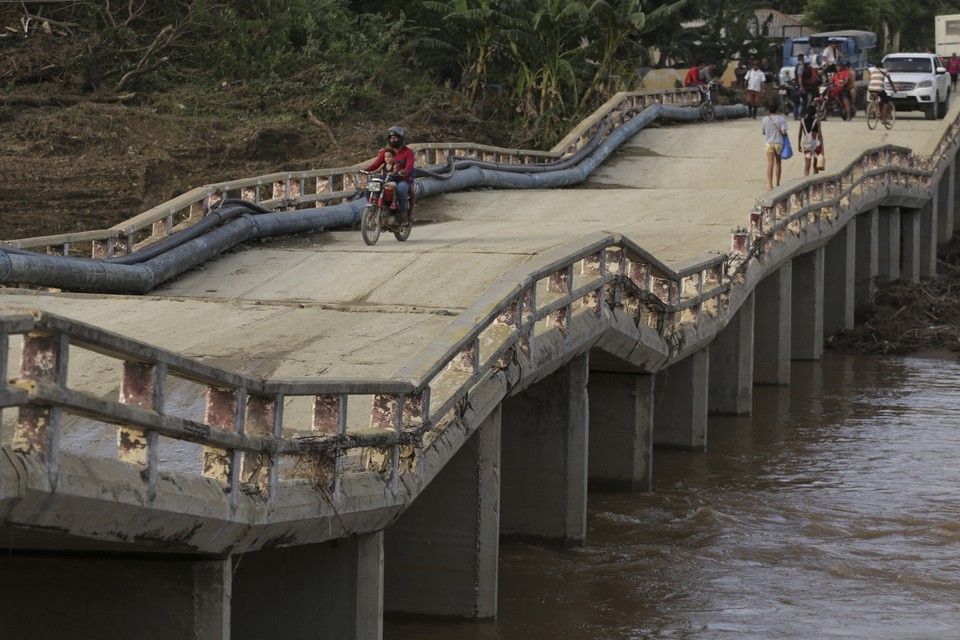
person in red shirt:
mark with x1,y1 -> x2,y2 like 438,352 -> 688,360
829,63 -> 853,121
683,63 -> 703,87
366,126 -> 415,220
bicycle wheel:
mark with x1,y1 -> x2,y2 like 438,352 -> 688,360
884,102 -> 896,129
361,205 -> 381,246
866,101 -> 879,130
699,101 -> 715,122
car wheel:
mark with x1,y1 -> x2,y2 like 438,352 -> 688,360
926,99 -> 936,120
938,90 -> 949,119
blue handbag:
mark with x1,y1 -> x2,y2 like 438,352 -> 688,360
781,133 -> 794,160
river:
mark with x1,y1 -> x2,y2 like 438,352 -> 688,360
385,351 -> 960,639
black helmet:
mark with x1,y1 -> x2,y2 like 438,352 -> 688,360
386,126 -> 405,148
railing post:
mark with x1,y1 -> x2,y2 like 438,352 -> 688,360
244,393 -> 279,503
118,361 -> 164,501
202,386 -> 243,498
13,332 -> 69,488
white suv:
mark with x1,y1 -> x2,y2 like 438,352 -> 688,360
882,53 -> 950,120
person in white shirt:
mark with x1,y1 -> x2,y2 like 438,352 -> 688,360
822,41 -> 841,73
761,102 -> 790,190
744,59 -> 766,119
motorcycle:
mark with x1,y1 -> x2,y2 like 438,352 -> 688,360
359,170 -> 413,246
814,73 -> 854,121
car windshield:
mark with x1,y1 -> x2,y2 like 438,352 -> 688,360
884,57 -> 933,73
790,42 -> 811,57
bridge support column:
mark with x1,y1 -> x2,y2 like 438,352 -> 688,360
501,354 -> 588,547
232,532 -> 384,640
824,222 -> 855,333
901,208 -> 922,283
588,371 -> 654,491
0,554 -> 231,640
954,158 -> 960,232
753,262 -> 792,384
939,158 -> 954,243
919,197 -> 937,277
855,207 -> 879,305
653,347 -> 708,451
878,206 -> 901,283
384,407 -> 500,618
791,247 -> 824,361
708,291 -> 755,414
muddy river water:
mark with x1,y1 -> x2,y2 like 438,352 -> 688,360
386,351 -> 960,639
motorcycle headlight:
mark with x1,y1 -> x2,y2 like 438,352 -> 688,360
369,181 -> 382,192
917,79 -> 933,88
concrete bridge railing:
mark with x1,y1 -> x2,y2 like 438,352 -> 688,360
2,116 -> 955,550
1,88 -> 700,259
0,229 -> 726,546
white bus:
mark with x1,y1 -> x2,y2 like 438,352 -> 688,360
935,14 -> 960,58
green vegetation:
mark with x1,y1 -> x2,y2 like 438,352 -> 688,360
4,1 -> 959,149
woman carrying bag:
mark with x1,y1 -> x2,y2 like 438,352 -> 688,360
798,105 -> 825,176
762,102 -> 790,191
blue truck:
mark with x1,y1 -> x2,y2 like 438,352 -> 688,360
777,30 -> 877,114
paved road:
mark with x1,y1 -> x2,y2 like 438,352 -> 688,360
1,104 -> 954,401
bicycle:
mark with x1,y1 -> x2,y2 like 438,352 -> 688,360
698,80 -> 719,122
866,92 -> 895,130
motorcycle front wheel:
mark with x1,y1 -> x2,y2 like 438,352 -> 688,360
394,218 -> 412,242
361,205 -> 381,246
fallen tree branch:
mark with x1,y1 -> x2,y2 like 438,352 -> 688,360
113,55 -> 169,92
306,110 -> 341,152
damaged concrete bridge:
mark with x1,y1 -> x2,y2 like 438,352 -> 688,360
2,89 -> 959,639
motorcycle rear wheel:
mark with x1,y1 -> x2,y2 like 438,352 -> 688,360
361,205 -> 381,246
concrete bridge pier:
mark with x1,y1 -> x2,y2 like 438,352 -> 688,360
855,207 -> 880,305
753,262 -> 792,384
587,371 -> 655,491
878,206 -> 901,283
824,224 -> 856,333
0,553 -> 231,640
940,158 -> 955,242
232,532 -> 384,640
653,348 -> 709,451
918,197 -> 938,277
501,354 -> 589,547
901,207 -> 922,283
708,292 -> 755,415
791,247 -> 825,361
955,158 -> 960,232
384,407 -> 501,619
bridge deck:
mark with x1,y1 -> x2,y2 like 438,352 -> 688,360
1,105 -> 952,397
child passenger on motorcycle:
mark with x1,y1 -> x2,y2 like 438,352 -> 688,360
378,148 -> 406,210
366,126 -> 415,221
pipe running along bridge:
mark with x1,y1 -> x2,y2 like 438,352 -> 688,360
1,88 -> 959,639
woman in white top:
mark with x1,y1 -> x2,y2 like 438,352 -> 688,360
761,102 -> 789,190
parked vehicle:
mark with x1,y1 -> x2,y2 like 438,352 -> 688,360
935,14 -> 960,58
808,31 -> 877,80
359,171 -> 413,246
882,53 -> 951,120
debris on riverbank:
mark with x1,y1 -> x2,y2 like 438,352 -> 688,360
826,235 -> 960,355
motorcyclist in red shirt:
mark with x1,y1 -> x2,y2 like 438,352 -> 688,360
366,126 -> 415,221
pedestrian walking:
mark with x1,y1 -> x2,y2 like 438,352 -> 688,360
798,105 -> 824,176
761,102 -> 789,191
